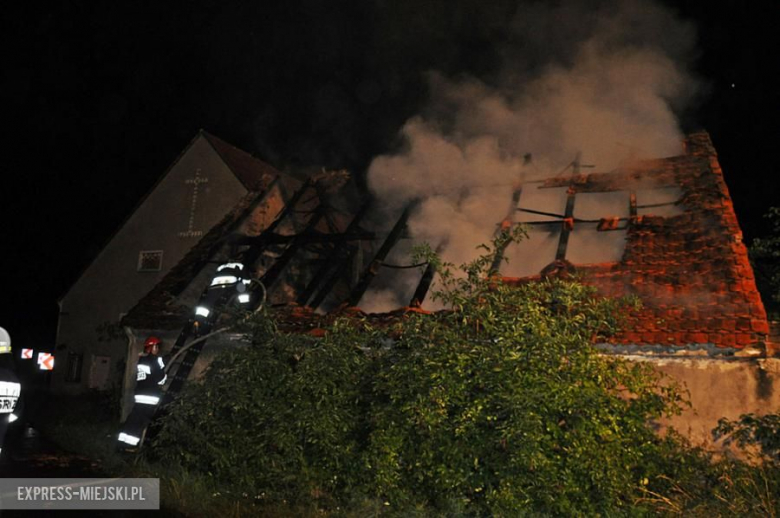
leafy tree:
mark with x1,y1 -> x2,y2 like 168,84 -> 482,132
750,207 -> 780,318
714,413 -> 780,464
151,232 -> 687,515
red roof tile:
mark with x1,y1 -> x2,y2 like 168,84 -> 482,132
506,131 -> 769,350
124,131 -> 771,353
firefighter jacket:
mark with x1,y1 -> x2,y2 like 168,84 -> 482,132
0,367 -> 21,452
134,354 -> 166,406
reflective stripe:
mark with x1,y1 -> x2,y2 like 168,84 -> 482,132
8,413 -> 18,423
238,293 -> 250,304
0,381 -> 21,395
158,374 -> 167,386
210,275 -> 238,286
137,364 -> 151,381
118,433 -> 140,446
0,381 -> 21,413
134,395 -> 160,405
157,357 -> 165,369
217,262 -> 244,271
195,306 -> 210,317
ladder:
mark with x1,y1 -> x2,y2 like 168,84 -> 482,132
122,181 -> 320,450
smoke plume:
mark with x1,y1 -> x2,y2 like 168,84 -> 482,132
362,0 -> 698,311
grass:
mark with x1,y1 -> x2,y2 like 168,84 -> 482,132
28,394 -> 342,516
30,394 -> 780,516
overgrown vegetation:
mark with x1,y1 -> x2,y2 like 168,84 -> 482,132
750,206 -> 780,319
640,417 -> 780,516
37,230 -> 780,515
149,232 -> 699,515
31,394 -> 269,516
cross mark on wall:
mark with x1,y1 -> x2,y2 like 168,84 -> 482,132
178,168 -> 209,238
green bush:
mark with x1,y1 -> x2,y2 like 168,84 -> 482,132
634,429 -> 780,516
750,206 -> 780,318
150,233 -> 688,515
151,321 -> 381,507
715,413 -> 780,463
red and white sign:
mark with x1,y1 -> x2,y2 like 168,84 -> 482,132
21,349 -> 33,360
38,353 -> 54,371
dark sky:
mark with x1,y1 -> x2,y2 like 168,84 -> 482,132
1,0 -> 778,347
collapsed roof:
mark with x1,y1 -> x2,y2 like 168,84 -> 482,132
123,131 -> 769,351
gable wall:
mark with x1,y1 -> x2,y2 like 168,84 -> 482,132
55,136 -> 248,393
119,181 -> 294,417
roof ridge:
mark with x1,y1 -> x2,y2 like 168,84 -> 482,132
200,130 -> 283,191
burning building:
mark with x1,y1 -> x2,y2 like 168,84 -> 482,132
56,129 -> 777,446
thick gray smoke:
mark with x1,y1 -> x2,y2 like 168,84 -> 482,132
362,0 -> 698,311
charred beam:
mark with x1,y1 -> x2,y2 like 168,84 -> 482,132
555,190 -> 577,261
490,187 -> 523,273
408,185 -> 482,305
260,205 -> 327,292
297,202 -> 372,306
516,207 -> 566,219
236,230 -> 375,248
409,240 -> 447,307
307,247 -> 356,310
637,201 -> 678,209
346,202 -> 416,307
241,178 -> 314,268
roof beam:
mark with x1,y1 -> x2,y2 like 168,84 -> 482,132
555,190 -> 577,261
259,204 -> 327,292
490,187 -> 523,273
298,201 -> 372,307
346,202 -> 415,307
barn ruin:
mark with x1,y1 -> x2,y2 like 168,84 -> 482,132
120,131 -> 778,445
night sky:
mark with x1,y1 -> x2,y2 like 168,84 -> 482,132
1,0 -> 778,348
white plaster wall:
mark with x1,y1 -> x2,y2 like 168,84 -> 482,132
56,135 -> 248,394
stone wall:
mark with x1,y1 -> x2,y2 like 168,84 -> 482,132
626,353 -> 780,448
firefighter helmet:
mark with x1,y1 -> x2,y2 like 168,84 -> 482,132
144,336 -> 162,354
0,327 -> 10,354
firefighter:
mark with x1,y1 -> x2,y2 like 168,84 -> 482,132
117,336 -> 167,449
0,327 -> 22,458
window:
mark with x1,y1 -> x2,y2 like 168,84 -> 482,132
65,352 -> 83,383
138,250 -> 163,272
